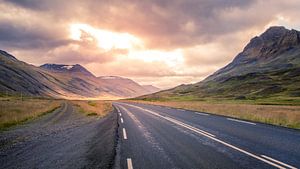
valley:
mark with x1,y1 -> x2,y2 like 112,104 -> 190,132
1,0 -> 300,167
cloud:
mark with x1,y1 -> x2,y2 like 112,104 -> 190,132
1,0 -> 300,88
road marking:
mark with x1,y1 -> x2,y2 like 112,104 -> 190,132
121,103 -> 290,169
123,104 -> 216,138
195,112 -> 209,116
227,118 -> 256,125
164,116 -> 216,137
121,117 -> 124,123
261,155 -> 297,169
127,158 -> 133,169
119,113 -> 122,116
123,128 -> 127,139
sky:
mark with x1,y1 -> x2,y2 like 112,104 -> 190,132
1,0 -> 300,89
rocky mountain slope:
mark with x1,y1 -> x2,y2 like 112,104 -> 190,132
0,50 -> 159,99
139,26 -> 300,102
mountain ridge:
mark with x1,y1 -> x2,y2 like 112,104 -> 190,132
0,51 -> 160,99
40,63 -> 95,77
138,26 -> 300,102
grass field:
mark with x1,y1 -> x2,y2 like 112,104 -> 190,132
127,100 -> 300,129
71,100 -> 113,117
0,97 -> 62,130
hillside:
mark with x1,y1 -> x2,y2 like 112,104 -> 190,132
138,26 -> 300,104
0,50 -> 159,99
142,85 -> 161,93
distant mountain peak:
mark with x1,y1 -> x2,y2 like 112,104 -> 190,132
237,26 -> 300,62
260,26 -> 288,39
40,63 -> 94,77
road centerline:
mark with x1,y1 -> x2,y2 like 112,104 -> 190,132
123,128 -> 127,140
127,158 -> 133,169
261,155 -> 297,169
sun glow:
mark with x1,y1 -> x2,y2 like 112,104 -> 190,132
69,23 -> 184,67
70,23 -> 142,50
129,49 -> 184,67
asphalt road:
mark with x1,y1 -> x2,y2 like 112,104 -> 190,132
114,102 -> 300,169
0,102 -> 118,169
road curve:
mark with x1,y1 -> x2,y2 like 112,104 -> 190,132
0,102 -> 118,169
113,102 -> 300,169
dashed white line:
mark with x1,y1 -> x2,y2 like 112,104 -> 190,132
121,117 -> 124,123
121,103 -> 291,169
195,112 -> 209,116
119,113 -> 122,116
127,158 -> 133,169
227,118 -> 256,125
261,155 -> 297,169
123,128 -> 127,140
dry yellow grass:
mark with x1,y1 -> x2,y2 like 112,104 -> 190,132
71,100 -> 113,117
0,98 -> 62,130
128,100 -> 300,129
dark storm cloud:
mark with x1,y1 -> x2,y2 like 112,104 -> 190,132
0,20 -> 72,49
4,0 -> 67,11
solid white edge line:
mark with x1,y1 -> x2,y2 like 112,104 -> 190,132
120,103 -> 289,169
261,155 -> 297,169
227,118 -> 256,125
123,128 -> 127,140
195,112 -> 209,116
127,158 -> 133,169
121,117 -> 124,123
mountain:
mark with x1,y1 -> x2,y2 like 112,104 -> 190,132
0,50 -> 159,99
97,76 -> 149,97
139,26 -> 300,102
40,64 -> 95,77
141,85 -> 160,93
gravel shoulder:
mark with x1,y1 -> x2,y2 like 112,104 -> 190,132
0,102 -> 118,169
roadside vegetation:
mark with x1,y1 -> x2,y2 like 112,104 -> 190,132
127,100 -> 300,129
71,100 -> 113,117
0,96 -> 62,130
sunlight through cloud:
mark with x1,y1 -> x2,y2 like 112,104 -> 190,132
70,23 -> 142,50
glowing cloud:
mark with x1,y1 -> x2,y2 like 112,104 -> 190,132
70,23 -> 142,50
69,23 -> 184,67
